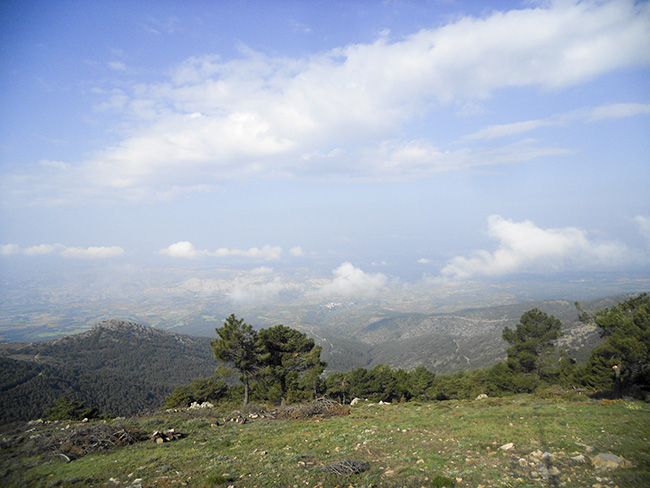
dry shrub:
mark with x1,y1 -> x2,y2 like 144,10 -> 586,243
276,397 -> 350,420
23,423 -> 146,461
321,459 -> 369,475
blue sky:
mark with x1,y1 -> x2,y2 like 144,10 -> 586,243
1,0 -> 649,305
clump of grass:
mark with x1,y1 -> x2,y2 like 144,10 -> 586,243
205,472 -> 236,485
431,474 -> 456,487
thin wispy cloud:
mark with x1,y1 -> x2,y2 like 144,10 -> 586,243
2,1 -> 648,205
463,103 -> 650,141
0,244 -> 124,259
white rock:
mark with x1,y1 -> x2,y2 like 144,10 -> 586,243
570,454 -> 586,463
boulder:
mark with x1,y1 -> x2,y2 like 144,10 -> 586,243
590,453 -> 633,470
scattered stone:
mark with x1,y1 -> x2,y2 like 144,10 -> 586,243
591,453 -> 633,470
518,458 -> 528,467
476,394 -> 489,400
570,454 -> 586,463
537,464 -> 550,480
350,398 -> 362,406
188,401 -> 214,410
499,442 -> 515,451
151,429 -> 181,444
548,466 -> 561,476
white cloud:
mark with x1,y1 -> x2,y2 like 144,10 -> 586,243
160,241 -> 202,259
250,266 -> 273,275
290,246 -> 305,257
23,244 -> 58,255
317,262 -> 387,297
214,245 -> 283,260
588,102 -> 650,122
227,277 -> 289,303
464,102 -> 650,141
441,215 -> 630,280
108,61 -> 127,71
634,215 -> 650,246
0,244 -> 21,255
4,1 -> 649,204
59,246 -> 125,259
0,243 -> 123,259
464,119 -> 557,141
160,242 -> 284,260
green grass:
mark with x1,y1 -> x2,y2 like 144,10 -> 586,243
2,395 -> 649,488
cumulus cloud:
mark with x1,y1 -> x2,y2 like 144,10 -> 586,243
160,242 -> 285,260
4,0 -> 649,204
0,243 -> 124,259
160,241 -> 202,258
317,262 -> 387,297
441,216 -> 630,280
290,246 -> 305,257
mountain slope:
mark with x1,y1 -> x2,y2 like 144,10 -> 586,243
0,320 -> 216,424
317,295 -> 631,373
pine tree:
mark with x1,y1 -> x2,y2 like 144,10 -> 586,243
503,309 -> 563,380
211,315 -> 264,406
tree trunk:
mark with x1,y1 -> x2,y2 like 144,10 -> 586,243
243,379 -> 250,406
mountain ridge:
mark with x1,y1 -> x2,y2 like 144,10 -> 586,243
0,320 -> 216,424
0,293 -> 639,424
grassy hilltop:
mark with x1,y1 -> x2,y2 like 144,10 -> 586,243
2,394 -> 649,488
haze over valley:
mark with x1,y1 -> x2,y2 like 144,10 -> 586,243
1,1 -> 649,353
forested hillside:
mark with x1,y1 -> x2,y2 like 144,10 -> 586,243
0,320 -> 215,423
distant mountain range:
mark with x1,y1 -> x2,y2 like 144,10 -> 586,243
0,294 -> 634,424
306,294 -> 628,373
